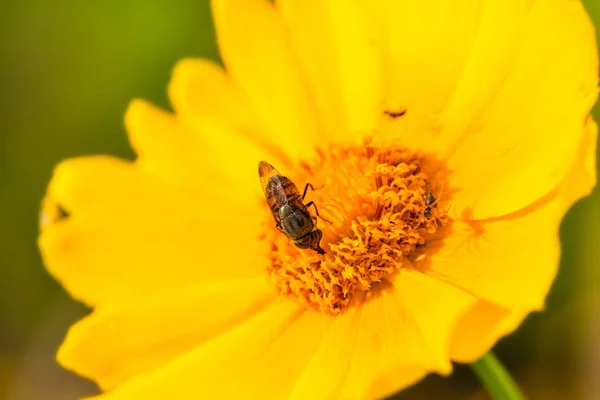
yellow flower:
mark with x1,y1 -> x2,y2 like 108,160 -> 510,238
39,0 -> 597,399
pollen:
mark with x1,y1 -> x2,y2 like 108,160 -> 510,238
263,142 -> 449,315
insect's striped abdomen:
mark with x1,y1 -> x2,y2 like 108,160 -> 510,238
259,160 -> 326,255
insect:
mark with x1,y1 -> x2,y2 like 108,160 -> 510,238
423,191 -> 437,219
383,109 -> 407,119
258,161 -> 326,255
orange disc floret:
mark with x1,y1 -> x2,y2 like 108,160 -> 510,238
264,143 -> 448,314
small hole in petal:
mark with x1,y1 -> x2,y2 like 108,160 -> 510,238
40,200 -> 70,229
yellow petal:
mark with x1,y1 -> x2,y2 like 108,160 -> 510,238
442,0 -> 598,219
58,279 -> 276,390
560,117 -> 597,209
290,270 -> 475,400
126,99 -> 217,190
91,301 -> 330,400
39,157 -> 266,307
211,0 -> 321,161
378,0 -> 482,147
389,269 -> 475,372
168,58 -> 255,128
376,1 -> 597,219
167,59 -> 293,169
424,117 -> 598,310
287,295 -> 363,400
424,209 -> 560,310
449,118 -> 597,363
449,301 -> 529,363
126,99 -> 272,199
277,0 -> 383,142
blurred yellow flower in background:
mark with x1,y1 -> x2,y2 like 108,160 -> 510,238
38,0 -> 597,399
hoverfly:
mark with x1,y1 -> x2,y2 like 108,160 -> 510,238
258,161 -> 326,255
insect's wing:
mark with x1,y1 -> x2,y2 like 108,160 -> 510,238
258,161 -> 284,226
258,161 -> 281,199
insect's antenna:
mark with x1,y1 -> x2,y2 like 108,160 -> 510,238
301,183 -> 315,200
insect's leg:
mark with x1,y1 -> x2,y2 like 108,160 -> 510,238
304,201 -> 319,216
305,201 -> 332,224
302,183 -> 316,200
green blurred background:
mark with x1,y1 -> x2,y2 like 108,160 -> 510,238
0,1 -> 598,399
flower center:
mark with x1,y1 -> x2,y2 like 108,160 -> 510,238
262,142 -> 448,315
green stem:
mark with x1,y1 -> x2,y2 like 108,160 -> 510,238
470,352 -> 526,400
